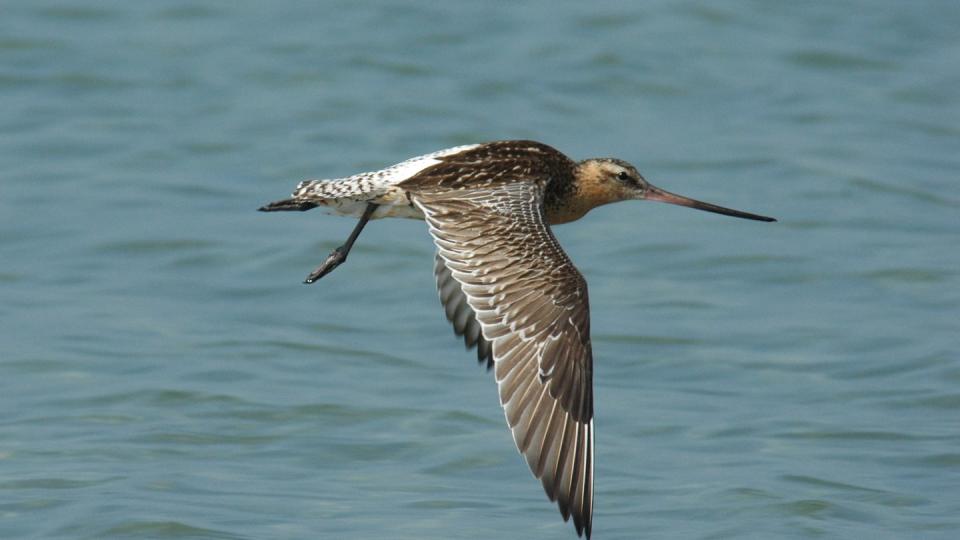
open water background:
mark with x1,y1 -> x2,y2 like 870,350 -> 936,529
2,1 -> 958,538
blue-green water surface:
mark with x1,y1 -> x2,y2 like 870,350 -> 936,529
2,1 -> 958,538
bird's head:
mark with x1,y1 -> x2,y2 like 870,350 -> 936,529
574,158 -> 776,222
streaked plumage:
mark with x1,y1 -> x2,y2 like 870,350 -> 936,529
260,140 -> 775,538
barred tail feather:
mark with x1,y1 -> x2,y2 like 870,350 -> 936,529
258,198 -> 319,212
293,178 -> 382,200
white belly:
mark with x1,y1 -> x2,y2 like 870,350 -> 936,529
321,187 -> 424,220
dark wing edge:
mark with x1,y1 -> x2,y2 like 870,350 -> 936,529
434,253 -> 493,369
415,183 -> 594,538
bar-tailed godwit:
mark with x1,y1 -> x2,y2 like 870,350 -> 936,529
260,140 -> 775,538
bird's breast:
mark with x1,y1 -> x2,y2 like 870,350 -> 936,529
545,203 -> 591,225
546,180 -> 622,225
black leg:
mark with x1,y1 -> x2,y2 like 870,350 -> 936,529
304,203 -> 379,284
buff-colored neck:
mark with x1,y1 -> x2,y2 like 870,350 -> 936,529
546,160 -> 628,225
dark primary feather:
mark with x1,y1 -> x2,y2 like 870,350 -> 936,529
435,254 -> 494,369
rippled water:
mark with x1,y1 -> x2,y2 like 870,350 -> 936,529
2,1 -> 958,538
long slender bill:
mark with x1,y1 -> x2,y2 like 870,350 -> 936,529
645,185 -> 776,222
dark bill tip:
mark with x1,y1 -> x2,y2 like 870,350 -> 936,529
645,185 -> 776,222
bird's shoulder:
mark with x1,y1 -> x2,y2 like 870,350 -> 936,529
400,140 -> 577,191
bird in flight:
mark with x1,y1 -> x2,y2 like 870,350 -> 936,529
260,140 -> 775,538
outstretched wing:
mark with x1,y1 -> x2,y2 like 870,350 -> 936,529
415,180 -> 594,539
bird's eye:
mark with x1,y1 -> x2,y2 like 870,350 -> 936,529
617,171 -> 631,181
